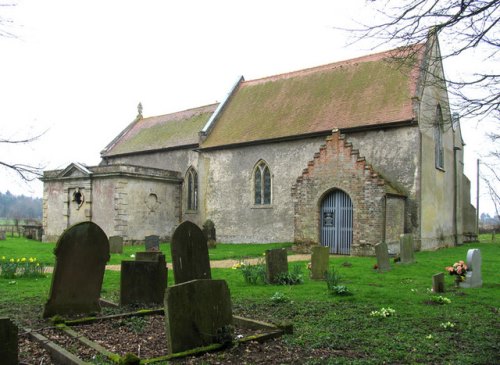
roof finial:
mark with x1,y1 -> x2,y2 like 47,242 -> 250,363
137,102 -> 143,118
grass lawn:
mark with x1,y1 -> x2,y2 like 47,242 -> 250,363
0,235 -> 498,364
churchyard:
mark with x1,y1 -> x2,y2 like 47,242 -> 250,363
0,230 -> 498,364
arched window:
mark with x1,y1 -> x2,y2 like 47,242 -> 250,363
186,167 -> 198,211
254,160 -> 271,205
435,105 -> 444,169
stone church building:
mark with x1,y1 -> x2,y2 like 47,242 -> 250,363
42,35 -> 476,255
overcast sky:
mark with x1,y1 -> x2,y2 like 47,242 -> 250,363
0,0 -> 496,215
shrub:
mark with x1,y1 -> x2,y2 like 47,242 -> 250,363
276,265 -> 303,285
237,260 -> 266,285
270,291 -> 290,303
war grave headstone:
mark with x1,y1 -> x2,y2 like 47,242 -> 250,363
120,252 -> 168,306
171,221 -> 211,284
310,246 -> 329,279
265,248 -> 288,284
145,235 -> 160,252
164,279 -> 233,354
203,219 -> 217,249
399,234 -> 415,264
460,248 -> 482,288
43,221 -> 110,318
109,235 -> 124,254
0,230 -> 6,240
0,317 -> 18,365
375,242 -> 391,272
432,272 -> 445,293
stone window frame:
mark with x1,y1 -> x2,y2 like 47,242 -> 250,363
253,160 -> 272,206
434,104 -> 445,170
185,166 -> 198,212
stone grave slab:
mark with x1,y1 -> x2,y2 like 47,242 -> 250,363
375,242 -> 391,272
171,221 -> 211,284
164,279 -> 233,354
120,253 -> 168,306
265,248 -> 288,284
432,272 -> 445,293
460,249 -> 482,288
145,235 -> 160,252
43,221 -> 110,318
108,235 -> 124,254
310,246 -> 329,279
0,317 -> 18,365
202,219 -> 217,248
399,234 -> 415,264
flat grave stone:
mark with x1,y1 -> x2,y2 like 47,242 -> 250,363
171,221 -> 211,284
164,279 -> 233,354
265,248 -> 288,284
43,221 -> 110,318
145,235 -> 160,252
399,234 -> 415,264
432,272 -> 445,293
108,235 -> 124,254
375,242 -> 391,272
0,317 -> 18,365
310,246 -> 329,279
460,248 -> 482,288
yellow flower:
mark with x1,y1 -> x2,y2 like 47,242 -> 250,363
21,257 -> 26,262
9,258 -> 14,262
29,257 -> 34,263
36,263 -> 40,267
33,257 -> 37,262
16,258 -> 20,262
1,256 -> 5,260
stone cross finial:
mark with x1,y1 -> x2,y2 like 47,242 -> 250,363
137,102 -> 143,118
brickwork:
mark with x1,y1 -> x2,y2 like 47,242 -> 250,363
292,131 -> 389,256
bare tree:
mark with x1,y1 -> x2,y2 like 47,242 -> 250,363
0,134 -> 45,182
0,3 -> 16,38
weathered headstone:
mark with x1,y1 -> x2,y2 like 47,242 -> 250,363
265,248 -> 288,283
120,253 -> 168,306
432,272 -> 445,293
310,246 -> 329,279
202,219 -> 217,249
135,251 -> 163,262
460,248 -> 482,288
43,221 -> 110,318
399,234 -> 415,264
164,279 -> 233,354
145,235 -> 160,252
0,317 -> 18,365
109,235 -> 124,254
375,242 -> 391,272
0,230 -> 5,240
171,221 -> 211,284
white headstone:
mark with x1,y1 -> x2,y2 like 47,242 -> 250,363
460,249 -> 482,288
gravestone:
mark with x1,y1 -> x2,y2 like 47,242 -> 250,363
399,234 -> 415,264
171,221 -> 211,284
145,235 -> 160,252
43,221 -> 110,318
164,279 -> 233,354
202,219 -> 217,249
0,230 -> 5,240
109,235 -> 124,254
460,249 -> 482,288
432,272 -> 445,293
310,246 -> 329,279
120,253 -> 168,306
375,242 -> 391,272
135,251 -> 163,262
0,317 -> 18,365
265,248 -> 288,283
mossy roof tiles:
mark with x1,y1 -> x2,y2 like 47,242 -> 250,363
102,104 -> 218,157
201,44 -> 425,149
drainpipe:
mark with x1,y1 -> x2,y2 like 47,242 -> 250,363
453,147 -> 459,246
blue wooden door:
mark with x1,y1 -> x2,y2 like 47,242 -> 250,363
321,190 -> 353,254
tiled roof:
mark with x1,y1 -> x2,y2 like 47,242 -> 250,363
201,44 -> 425,149
102,104 -> 218,157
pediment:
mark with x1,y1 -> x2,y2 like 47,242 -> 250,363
59,163 -> 92,178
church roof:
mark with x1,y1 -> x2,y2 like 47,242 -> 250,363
201,44 -> 425,149
101,103 -> 218,157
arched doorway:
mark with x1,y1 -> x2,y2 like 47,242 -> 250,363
320,189 -> 353,254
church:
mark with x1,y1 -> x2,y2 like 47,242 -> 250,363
41,34 -> 476,256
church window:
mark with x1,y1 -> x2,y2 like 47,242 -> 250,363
435,105 -> 444,169
186,167 -> 198,211
254,161 -> 271,205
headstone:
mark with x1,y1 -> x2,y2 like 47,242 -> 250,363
109,235 -> 124,254
399,234 -> 415,264
202,219 -> 217,249
171,221 -> 211,284
460,249 -> 482,288
43,222 -> 110,318
265,248 -> 288,284
310,246 -> 329,279
0,317 -> 18,365
135,251 -> 163,262
432,272 -> 445,293
375,242 -> 391,272
120,253 -> 168,306
145,235 -> 160,252
0,230 -> 5,240
164,279 -> 233,354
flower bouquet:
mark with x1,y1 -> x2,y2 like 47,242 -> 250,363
445,260 -> 468,286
